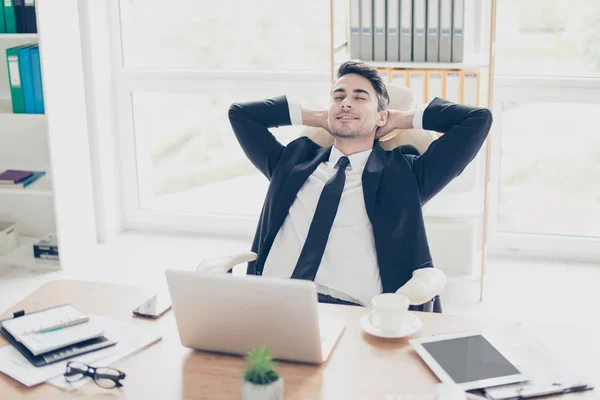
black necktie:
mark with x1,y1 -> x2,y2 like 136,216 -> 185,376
291,156 -> 350,281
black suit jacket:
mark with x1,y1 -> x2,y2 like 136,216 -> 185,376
228,96 -> 492,294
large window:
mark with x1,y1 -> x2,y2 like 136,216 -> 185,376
494,0 -> 600,78
111,0 -> 600,253
488,0 -> 600,255
112,0 -> 333,232
129,82 -> 330,216
496,100 -> 600,238
117,0 -> 331,71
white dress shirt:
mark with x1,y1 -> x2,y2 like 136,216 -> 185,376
261,101 -> 424,306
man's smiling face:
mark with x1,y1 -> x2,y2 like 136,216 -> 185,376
328,73 -> 383,140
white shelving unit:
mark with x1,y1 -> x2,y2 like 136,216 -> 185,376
423,189 -> 485,218
0,1 -> 98,271
333,44 -> 489,70
0,98 -> 45,118
335,55 -> 489,70
0,32 -> 56,269
0,33 -> 38,40
0,236 -> 59,270
330,0 -> 495,304
362,58 -> 488,70
0,173 -> 53,197
439,250 -> 484,305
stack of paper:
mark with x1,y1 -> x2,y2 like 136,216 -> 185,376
482,324 -> 592,399
0,316 -> 161,389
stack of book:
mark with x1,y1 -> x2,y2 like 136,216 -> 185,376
0,169 -> 45,187
33,233 -> 58,262
0,0 -> 37,34
350,0 -> 465,63
5,43 -> 44,114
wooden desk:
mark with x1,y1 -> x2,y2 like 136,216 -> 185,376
0,280 -> 597,399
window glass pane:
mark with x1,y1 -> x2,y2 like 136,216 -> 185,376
495,0 -> 600,77
497,102 -> 600,238
118,0 -> 331,72
131,80 -> 331,216
333,0 -> 348,49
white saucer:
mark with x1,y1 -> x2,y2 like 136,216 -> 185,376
360,312 -> 422,339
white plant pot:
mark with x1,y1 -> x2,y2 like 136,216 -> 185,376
241,377 -> 284,400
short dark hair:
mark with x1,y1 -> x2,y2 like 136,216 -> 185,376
335,61 -> 390,111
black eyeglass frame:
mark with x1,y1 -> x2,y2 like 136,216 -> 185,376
64,361 -> 126,388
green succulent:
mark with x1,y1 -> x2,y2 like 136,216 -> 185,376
243,345 -> 280,385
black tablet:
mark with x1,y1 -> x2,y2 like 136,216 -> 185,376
410,331 -> 529,390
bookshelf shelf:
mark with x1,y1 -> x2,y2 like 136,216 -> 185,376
0,99 -> 46,120
0,1 -> 95,272
422,189 -> 484,218
334,46 -> 489,70
330,0 -> 497,304
0,173 -> 52,197
360,58 -> 489,70
0,236 -> 59,270
0,34 -> 39,40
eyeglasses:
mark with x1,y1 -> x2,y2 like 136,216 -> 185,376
64,362 -> 126,389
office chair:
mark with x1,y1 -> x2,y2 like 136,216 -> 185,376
299,83 -> 438,155
198,83 -> 445,312
298,82 -> 443,313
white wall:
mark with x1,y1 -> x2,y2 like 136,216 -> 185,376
37,0 -> 97,268
78,0 -> 123,242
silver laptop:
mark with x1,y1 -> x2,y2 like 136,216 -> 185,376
165,270 -> 345,364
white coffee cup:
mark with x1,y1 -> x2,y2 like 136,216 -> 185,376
368,293 -> 410,333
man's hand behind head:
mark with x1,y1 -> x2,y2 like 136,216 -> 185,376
301,107 -> 333,134
375,109 -> 416,139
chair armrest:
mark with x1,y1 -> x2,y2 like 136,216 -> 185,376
196,251 -> 257,274
395,268 -> 446,306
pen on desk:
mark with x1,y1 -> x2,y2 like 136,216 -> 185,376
31,317 -> 90,334
516,384 -> 594,400
561,385 -> 594,396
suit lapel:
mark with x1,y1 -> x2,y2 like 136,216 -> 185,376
263,145 -> 333,254
257,142 -> 385,274
362,140 -> 386,224
270,146 -> 332,231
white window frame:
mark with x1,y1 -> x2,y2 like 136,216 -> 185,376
486,75 -> 600,259
105,0 -> 490,238
107,1 -> 332,237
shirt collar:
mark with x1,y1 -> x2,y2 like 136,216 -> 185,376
328,145 -> 373,171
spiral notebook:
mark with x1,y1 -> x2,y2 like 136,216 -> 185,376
1,304 -> 104,356
0,327 -> 116,368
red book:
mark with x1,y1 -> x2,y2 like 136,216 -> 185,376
0,170 -> 34,184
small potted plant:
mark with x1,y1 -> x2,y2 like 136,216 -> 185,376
241,345 -> 284,400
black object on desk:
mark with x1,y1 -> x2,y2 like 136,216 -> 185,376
483,382 -> 595,400
0,305 -> 117,367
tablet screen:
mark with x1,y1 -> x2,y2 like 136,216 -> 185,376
421,334 -> 521,384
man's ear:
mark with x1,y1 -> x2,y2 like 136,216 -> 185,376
377,110 -> 389,127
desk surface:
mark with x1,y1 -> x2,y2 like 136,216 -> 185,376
0,280 -> 597,400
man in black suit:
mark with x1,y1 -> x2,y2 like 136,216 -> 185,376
228,61 -> 492,309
